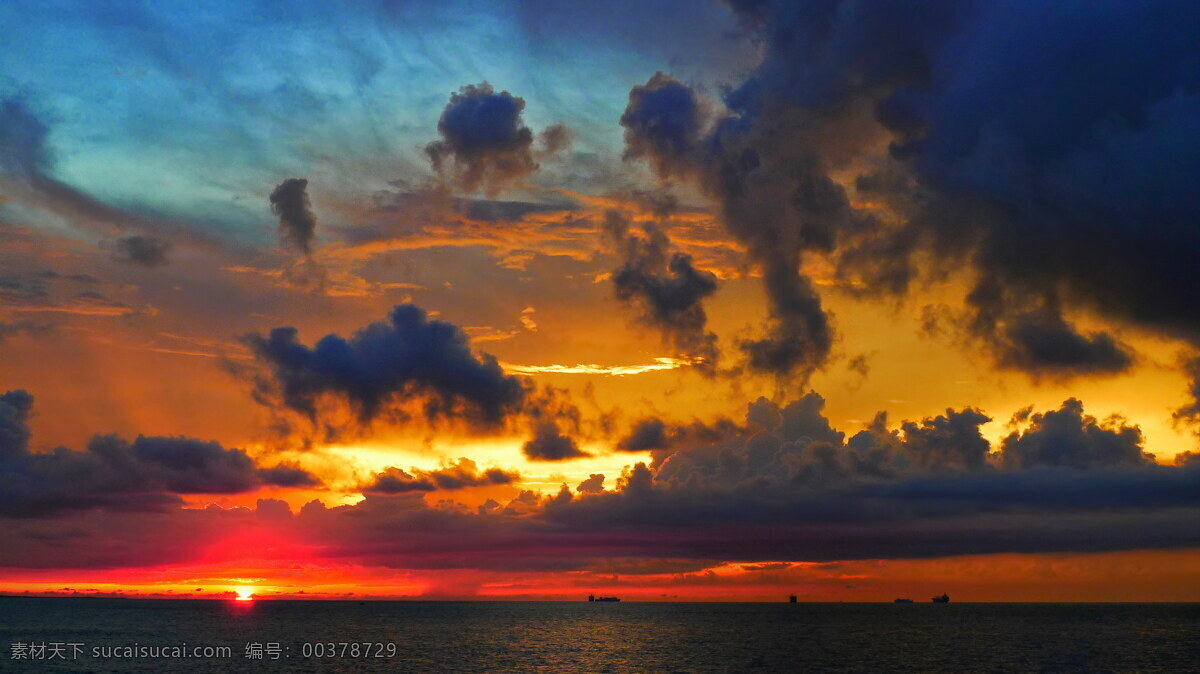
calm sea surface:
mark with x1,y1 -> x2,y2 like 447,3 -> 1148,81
1,598 -> 1198,673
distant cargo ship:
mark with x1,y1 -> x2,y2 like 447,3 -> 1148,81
932,594 -> 950,603
893,598 -> 914,603
588,594 -> 620,602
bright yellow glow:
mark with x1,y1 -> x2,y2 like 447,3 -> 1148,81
502,357 -> 695,376
318,438 -> 651,496
234,587 -> 256,601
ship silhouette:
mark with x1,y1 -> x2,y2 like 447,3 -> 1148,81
588,594 -> 620,602
893,598 -> 914,603
932,593 -> 950,603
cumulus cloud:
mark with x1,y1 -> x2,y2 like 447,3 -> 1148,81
621,72 -> 704,179
243,303 -> 527,429
256,462 -> 324,488
1002,398 -> 1152,469
522,421 -> 589,461
269,178 -> 318,255
0,390 -> 320,517
1176,451 -> 1200,467
426,83 -> 568,195
617,418 -> 668,451
576,473 -> 605,493
363,458 -> 518,494
603,211 -> 720,367
616,415 -> 744,460
515,384 -> 595,463
531,393 -> 1200,562
898,407 -> 992,471
3,389 -> 1199,569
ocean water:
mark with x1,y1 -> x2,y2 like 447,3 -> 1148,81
1,598 -> 1198,673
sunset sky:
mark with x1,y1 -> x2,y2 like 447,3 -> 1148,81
2,0 -> 1199,602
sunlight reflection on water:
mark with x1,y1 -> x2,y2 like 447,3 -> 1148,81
1,599 -> 1198,672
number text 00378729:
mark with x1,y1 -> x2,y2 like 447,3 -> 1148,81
300,642 -> 397,658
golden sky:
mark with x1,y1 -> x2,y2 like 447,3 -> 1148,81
1,0 -> 1199,601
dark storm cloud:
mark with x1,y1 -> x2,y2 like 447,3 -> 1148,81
898,407 -> 991,471
528,393 -> 1200,562
991,310 -> 1134,377
576,473 -> 605,493
5,390 -> 1200,567
959,278 -> 1135,377
113,234 -> 170,267
602,211 -> 720,367
363,458 -> 518,494
425,83 -> 567,195
515,384 -> 594,462
617,415 -> 746,461
1177,451 -> 1200,467
621,71 -> 843,384
0,389 -> 34,461
267,393 -> 1200,570
860,1 -> 1200,355
873,1 -> 1199,370
621,72 -> 704,180
624,0 -> 1200,381
256,462 -> 323,488
618,418 -> 668,452
736,261 -> 834,383
88,434 -> 261,495
1172,357 -> 1200,431
627,188 -> 680,219
269,178 -> 317,255
243,303 -> 527,428
1000,398 -> 1152,470
594,394 -> 1176,523
522,421 -> 589,461
0,391 -> 320,517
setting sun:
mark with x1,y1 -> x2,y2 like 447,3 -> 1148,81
234,588 -> 256,602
